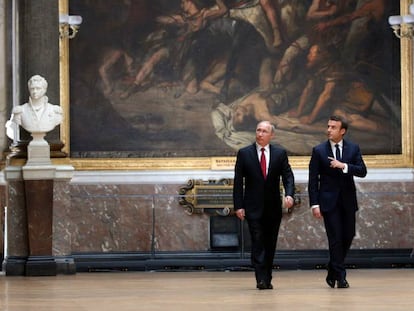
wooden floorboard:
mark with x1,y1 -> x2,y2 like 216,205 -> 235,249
1,269 -> 414,310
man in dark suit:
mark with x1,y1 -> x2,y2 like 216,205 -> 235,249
233,120 -> 295,290
308,115 -> 367,288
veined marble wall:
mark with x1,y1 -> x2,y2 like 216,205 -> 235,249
0,181 -> 4,258
2,168 -> 414,274
66,184 -> 414,253
53,169 -> 414,254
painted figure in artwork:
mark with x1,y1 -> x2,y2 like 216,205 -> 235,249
69,0 -> 400,156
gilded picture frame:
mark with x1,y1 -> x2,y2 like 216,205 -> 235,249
59,0 -> 413,170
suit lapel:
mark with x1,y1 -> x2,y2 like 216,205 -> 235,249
248,144 -> 262,176
342,139 -> 348,162
267,145 -> 273,177
268,145 -> 279,177
325,141 -> 334,158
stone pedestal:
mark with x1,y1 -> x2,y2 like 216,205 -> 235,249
23,172 -> 54,276
3,164 -> 75,276
26,132 -> 51,166
24,179 -> 53,256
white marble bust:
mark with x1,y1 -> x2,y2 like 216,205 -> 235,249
12,75 -> 63,133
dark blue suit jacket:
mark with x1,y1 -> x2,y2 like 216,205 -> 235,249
233,143 -> 295,220
308,139 -> 367,213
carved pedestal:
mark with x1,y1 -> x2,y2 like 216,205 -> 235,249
26,132 -> 51,166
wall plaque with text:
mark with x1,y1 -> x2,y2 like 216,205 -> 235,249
179,179 -> 234,215
179,179 -> 300,216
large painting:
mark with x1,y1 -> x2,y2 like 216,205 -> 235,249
64,0 -> 403,167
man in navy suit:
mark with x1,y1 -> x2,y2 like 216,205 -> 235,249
308,115 -> 367,288
233,120 -> 295,290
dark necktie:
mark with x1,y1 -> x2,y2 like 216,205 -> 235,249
260,148 -> 267,179
335,144 -> 341,161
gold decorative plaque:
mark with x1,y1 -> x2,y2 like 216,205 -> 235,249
178,179 -> 301,216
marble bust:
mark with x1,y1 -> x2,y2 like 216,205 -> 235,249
12,75 -> 63,133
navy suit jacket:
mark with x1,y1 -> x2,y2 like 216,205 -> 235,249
308,139 -> 367,213
233,143 -> 295,220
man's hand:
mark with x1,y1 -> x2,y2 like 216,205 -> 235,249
235,208 -> 245,220
328,156 -> 345,169
284,196 -> 294,209
312,206 -> 323,219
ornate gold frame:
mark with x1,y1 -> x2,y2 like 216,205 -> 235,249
59,0 -> 414,170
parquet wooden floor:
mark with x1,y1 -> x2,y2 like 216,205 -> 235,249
1,269 -> 413,310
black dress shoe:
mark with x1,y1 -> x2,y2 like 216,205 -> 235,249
326,277 -> 335,288
256,280 -> 273,290
326,267 -> 335,288
337,279 -> 350,288
257,280 -> 267,290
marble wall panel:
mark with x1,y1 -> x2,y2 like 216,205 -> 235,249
69,184 -> 154,253
278,184 -> 326,250
153,184 -> 209,252
353,182 -> 414,249
278,182 -> 414,250
68,183 -> 210,253
64,181 -> 414,254
0,184 -> 5,255
5,180 -> 28,256
4,180 -> 413,258
53,180 -> 74,256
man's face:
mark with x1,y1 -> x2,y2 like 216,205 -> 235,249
255,121 -> 273,147
29,82 -> 46,100
327,120 -> 345,143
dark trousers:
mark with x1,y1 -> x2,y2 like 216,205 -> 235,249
247,216 -> 281,284
323,201 -> 356,281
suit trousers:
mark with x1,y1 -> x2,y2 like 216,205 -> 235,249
247,215 -> 281,284
322,201 -> 356,281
